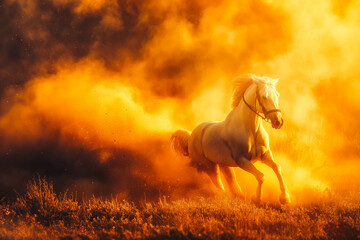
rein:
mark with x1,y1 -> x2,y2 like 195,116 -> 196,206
242,90 -> 281,123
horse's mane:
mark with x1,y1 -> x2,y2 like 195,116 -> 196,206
231,74 -> 279,109
231,74 -> 255,109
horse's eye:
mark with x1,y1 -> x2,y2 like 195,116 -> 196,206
262,96 -> 267,100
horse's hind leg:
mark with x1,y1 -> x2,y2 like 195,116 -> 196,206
205,163 -> 225,192
236,157 -> 264,203
219,166 -> 245,198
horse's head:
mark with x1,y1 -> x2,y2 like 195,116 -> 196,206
253,76 -> 283,129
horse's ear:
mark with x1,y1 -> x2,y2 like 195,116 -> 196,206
272,78 -> 279,85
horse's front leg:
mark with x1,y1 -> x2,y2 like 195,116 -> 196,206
236,157 -> 264,203
261,150 -> 291,204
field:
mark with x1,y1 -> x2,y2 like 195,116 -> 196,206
0,178 -> 359,240
2,0 -> 360,239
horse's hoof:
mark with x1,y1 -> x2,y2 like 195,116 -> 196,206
238,194 -> 246,200
279,192 -> 291,204
251,195 -> 261,204
233,191 -> 245,200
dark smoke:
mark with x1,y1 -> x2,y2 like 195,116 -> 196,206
0,0 -> 157,95
0,127 -> 149,200
0,0 -> 163,200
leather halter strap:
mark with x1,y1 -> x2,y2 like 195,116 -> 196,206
264,109 -> 281,115
242,89 -> 281,122
242,94 -> 267,121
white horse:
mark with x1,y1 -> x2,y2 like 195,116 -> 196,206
171,74 -> 291,204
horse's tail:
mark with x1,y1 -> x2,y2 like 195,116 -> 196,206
170,129 -> 191,157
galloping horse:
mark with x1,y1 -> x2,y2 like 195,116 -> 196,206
171,74 -> 291,204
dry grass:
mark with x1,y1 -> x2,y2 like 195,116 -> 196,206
0,177 -> 359,240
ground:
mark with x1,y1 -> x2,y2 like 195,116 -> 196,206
0,178 -> 359,240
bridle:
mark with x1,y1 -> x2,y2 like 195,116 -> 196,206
242,88 -> 281,123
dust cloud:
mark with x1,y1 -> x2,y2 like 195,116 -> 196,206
1,0 -> 359,203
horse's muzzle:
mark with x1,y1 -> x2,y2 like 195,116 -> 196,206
271,114 -> 284,129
